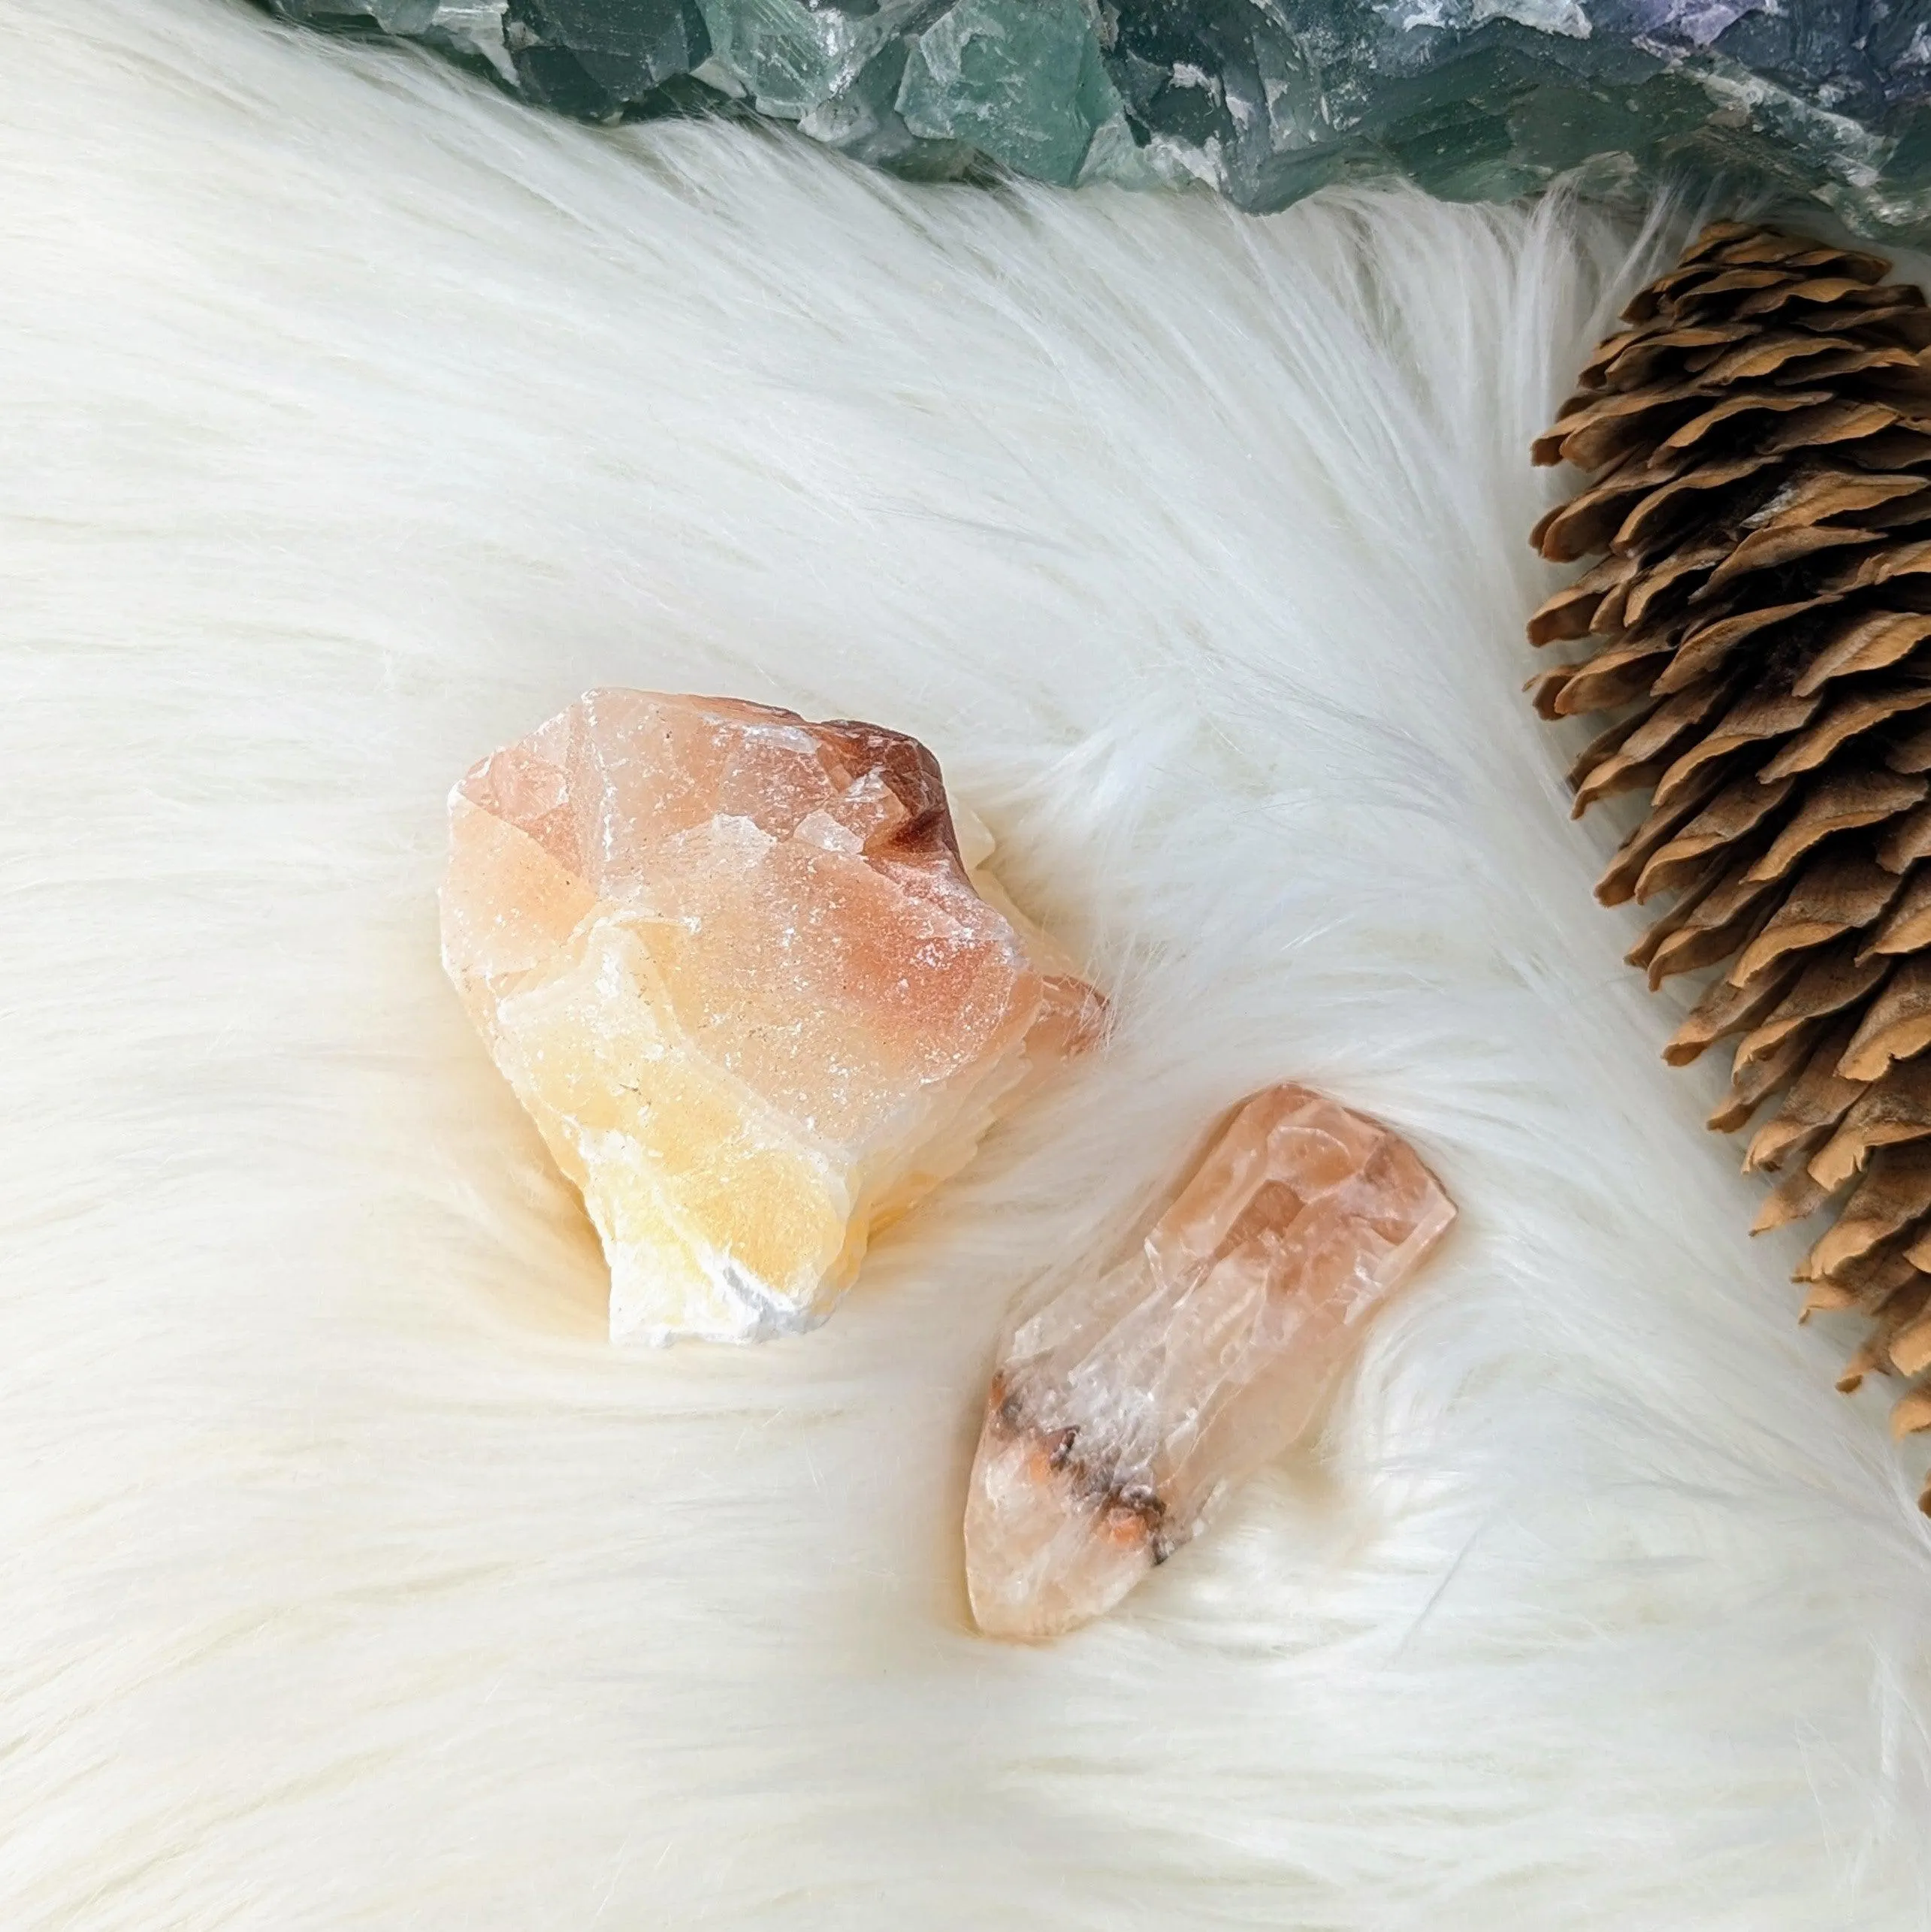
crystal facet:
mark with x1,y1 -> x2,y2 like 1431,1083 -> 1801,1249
964,1084 -> 1454,1640
270,0 -> 1931,246
441,690 -> 1104,1345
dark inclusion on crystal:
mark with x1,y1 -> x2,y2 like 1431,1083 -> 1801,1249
264,0 -> 1931,243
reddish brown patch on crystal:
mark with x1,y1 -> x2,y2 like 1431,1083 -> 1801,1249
817,718 -> 963,865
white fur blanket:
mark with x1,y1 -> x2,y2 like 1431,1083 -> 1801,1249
6,3 -> 1929,1925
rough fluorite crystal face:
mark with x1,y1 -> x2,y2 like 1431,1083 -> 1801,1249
963,1084 -> 1454,1641
442,690 -> 1104,1344
270,0 -> 1931,243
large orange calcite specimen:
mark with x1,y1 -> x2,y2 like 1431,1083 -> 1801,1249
441,690 -> 1105,1345
964,1084 -> 1454,1640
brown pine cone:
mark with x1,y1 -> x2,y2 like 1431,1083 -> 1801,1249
1529,220 -> 1931,1505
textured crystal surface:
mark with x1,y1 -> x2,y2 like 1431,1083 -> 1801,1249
268,0 -> 1931,243
963,1084 -> 1454,1640
441,690 -> 1104,1344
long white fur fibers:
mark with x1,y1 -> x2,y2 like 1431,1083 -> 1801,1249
5,2 -> 1931,1924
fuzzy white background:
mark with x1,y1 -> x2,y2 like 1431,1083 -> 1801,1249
7,3 -> 1931,1926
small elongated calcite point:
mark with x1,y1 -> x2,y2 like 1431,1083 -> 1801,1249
441,690 -> 1104,1345
964,1084 -> 1455,1640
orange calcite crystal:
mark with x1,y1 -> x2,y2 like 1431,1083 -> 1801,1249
442,691 -> 1105,1345
964,1085 -> 1455,1640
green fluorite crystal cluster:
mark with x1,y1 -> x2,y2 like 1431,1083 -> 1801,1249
268,0 -> 1931,243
